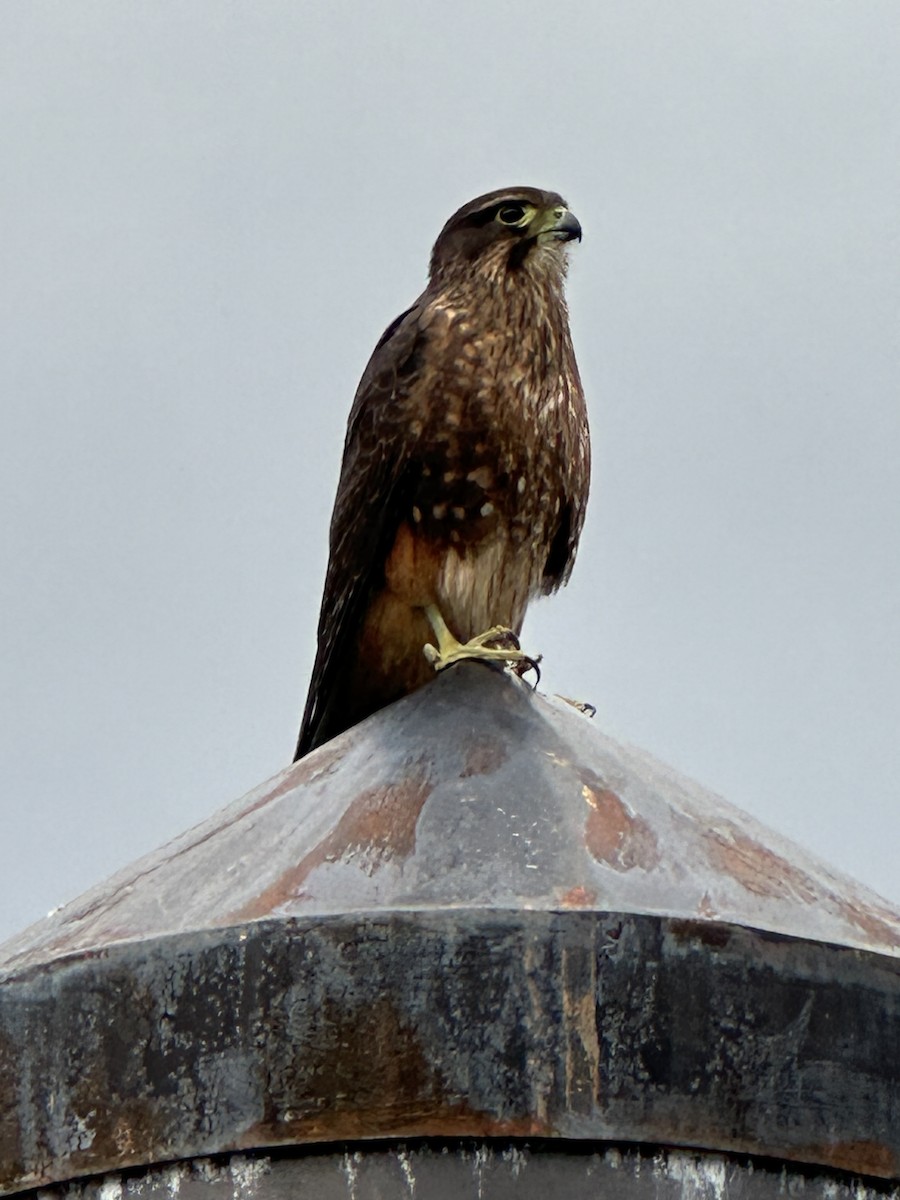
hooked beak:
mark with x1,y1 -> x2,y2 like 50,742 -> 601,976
535,204 -> 582,244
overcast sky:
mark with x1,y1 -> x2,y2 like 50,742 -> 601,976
2,1 -> 898,944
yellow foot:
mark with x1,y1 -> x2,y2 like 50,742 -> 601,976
422,605 -> 541,686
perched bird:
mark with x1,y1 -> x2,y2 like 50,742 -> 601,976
295,186 -> 590,760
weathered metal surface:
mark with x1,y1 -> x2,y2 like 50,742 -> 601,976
23,1143 -> 900,1200
1,910 -> 898,1190
2,666 -> 897,973
1,667 -> 899,1192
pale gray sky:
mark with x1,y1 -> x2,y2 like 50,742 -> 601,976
2,1 -> 898,943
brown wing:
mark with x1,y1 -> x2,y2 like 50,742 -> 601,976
293,301 -> 428,759
541,360 -> 591,594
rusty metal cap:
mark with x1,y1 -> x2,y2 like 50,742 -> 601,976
3,664 -> 897,967
1,665 -> 899,1189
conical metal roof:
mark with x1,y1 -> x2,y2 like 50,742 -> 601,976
2,665 -> 899,1191
2,664 -> 897,971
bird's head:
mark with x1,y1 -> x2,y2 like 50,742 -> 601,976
428,187 -> 582,288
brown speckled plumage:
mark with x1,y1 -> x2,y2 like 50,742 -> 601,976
295,187 -> 590,759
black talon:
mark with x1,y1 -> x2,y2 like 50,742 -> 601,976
512,653 -> 542,688
484,629 -> 521,653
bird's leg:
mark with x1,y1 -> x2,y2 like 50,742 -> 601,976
422,605 -> 541,685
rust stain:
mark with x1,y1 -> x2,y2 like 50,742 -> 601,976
233,1110 -> 551,1148
703,822 -> 819,904
559,885 -> 598,908
691,814 -> 900,951
833,896 -> 900,950
561,945 -> 601,1115
58,1088 -> 173,1190
2,976 -> 554,1195
159,740 -> 346,864
9,745 -> 349,965
795,1138 -> 897,1179
0,749 -> 352,973
226,765 -> 433,921
237,991 -> 554,1145
48,1110 -> 552,1197
696,891 -> 718,919
12,1126 -> 897,1192
581,773 -> 660,872
668,918 -> 733,949
460,736 -> 509,778
250,742 -> 345,809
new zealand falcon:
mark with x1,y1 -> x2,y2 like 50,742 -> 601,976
294,186 -> 590,759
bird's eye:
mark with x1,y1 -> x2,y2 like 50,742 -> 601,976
496,203 -> 528,226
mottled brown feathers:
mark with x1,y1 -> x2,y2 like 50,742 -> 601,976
294,187 -> 590,759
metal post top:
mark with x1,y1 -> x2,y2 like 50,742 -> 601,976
1,666 -> 899,1191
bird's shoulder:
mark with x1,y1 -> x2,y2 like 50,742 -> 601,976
346,295 -> 431,426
